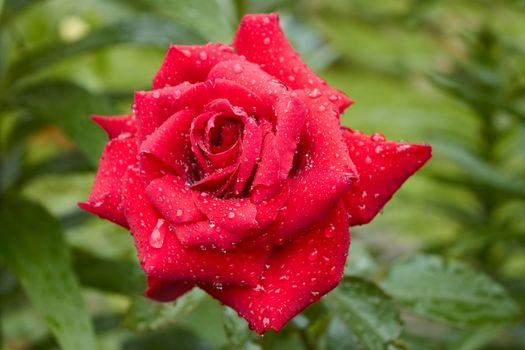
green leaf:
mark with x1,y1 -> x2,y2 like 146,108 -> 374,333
123,327 -> 213,350
0,194 -> 96,350
72,249 -> 145,295
222,307 -> 261,350
325,276 -> 403,350
163,0 -> 236,42
7,15 -> 204,83
13,81 -> 110,166
0,0 -> 46,27
119,0 -> 236,42
433,139 -> 525,199
450,327 -> 503,350
382,254 -> 521,326
125,288 -> 207,332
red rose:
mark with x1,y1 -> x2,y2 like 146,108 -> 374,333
80,13 -> 431,333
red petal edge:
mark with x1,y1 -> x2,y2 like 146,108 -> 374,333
204,203 -> 350,334
234,13 -> 352,112
342,128 -> 431,226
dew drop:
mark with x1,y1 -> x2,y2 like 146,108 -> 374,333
308,249 -> 319,261
149,218 -> 165,249
213,282 -> 223,290
176,209 -> 183,217
152,91 -> 160,98
263,37 -> 271,45
308,88 -> 323,98
233,64 -> 243,73
371,132 -> 385,142
328,94 -> 339,102
93,199 -> 104,207
181,49 -> 191,57
365,155 -> 372,164
326,224 -> 336,238
199,51 -> 208,60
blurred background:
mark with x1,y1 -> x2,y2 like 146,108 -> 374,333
1,0 -> 524,349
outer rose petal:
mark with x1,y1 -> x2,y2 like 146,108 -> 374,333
342,128 -> 431,226
78,135 -> 137,228
145,276 -> 193,302
121,166 -> 271,287
205,203 -> 350,334
249,92 -> 357,247
153,43 -> 237,89
136,79 -> 269,142
91,115 -> 136,139
134,82 -> 193,141
234,13 -> 351,112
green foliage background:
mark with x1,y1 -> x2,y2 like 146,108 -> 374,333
0,0 -> 524,349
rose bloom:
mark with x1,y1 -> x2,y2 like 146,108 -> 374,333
80,13 -> 431,333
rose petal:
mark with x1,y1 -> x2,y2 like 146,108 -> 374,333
208,59 -> 306,191
122,166 -> 271,287
234,13 -> 351,112
145,174 -> 206,224
139,108 -> 196,180
233,112 -> 262,194
78,135 -> 137,228
254,184 -> 289,228
249,91 -> 357,248
91,115 -> 136,139
134,82 -> 192,141
205,203 -> 350,334
190,111 -> 217,173
342,128 -> 432,225
153,43 -> 237,89
145,276 -> 193,302
191,164 -> 238,194
193,192 -> 259,234
173,220 -> 243,251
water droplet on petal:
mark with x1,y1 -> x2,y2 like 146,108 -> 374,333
328,94 -> 339,102
371,132 -> 385,142
263,37 -> 271,45
365,156 -> 372,164
150,218 -> 165,249
199,51 -> 208,60
309,249 -> 319,261
233,64 -> 243,73
326,224 -> 336,238
176,209 -> 183,217
308,88 -> 323,98
93,199 -> 104,207
228,212 -> 235,219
